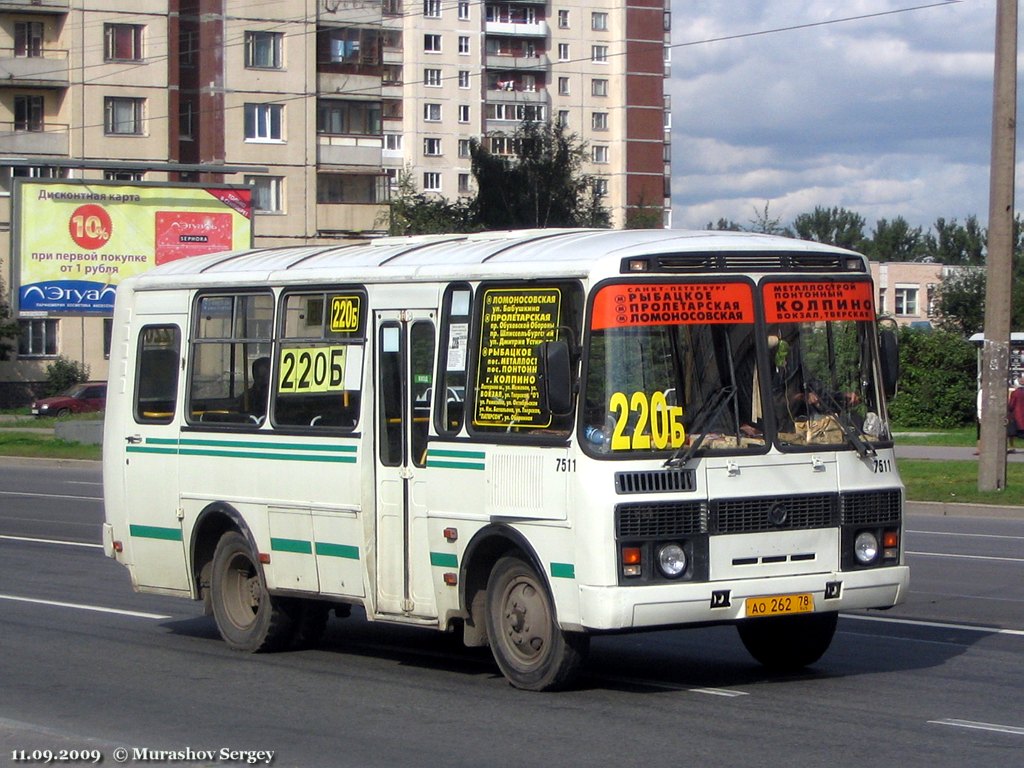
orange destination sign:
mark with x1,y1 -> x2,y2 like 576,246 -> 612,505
591,282 -> 755,330
763,281 -> 875,323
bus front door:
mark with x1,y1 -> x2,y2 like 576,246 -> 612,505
374,310 -> 438,618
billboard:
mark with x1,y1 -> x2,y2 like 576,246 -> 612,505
16,180 -> 252,315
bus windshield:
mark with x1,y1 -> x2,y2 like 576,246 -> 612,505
581,279 -> 890,456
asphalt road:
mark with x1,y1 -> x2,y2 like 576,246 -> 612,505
1,459 -> 1021,767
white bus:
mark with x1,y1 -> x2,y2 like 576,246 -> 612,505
103,228 -> 908,690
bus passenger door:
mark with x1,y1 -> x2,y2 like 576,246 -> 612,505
374,310 -> 438,618
118,319 -> 190,592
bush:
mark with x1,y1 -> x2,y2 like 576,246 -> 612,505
44,356 -> 90,397
888,328 -> 976,429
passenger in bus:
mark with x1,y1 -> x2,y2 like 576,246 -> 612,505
244,356 -> 271,418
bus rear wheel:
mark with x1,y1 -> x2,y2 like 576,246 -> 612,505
485,555 -> 588,691
210,531 -> 295,652
737,611 -> 838,671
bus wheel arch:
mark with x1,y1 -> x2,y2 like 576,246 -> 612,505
190,502 -> 253,610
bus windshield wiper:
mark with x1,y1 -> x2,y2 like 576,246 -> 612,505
818,390 -> 876,459
664,385 -> 736,468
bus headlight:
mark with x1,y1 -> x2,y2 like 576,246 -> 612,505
854,531 -> 880,565
657,542 -> 687,578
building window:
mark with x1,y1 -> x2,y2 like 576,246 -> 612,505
458,139 -> 471,158
14,96 -> 44,132
424,0 -> 441,18
244,103 -> 283,141
592,78 -> 608,97
458,36 -> 470,54
0,165 -> 63,196
458,1 -> 470,20
317,100 -> 381,135
424,34 -> 441,53
558,10 -> 569,29
179,99 -> 195,140
105,170 -> 144,182
19,319 -> 58,357
894,286 -> 919,316
385,133 -> 403,151
558,77 -> 570,95
591,112 -> 608,131
15,22 -> 43,58
423,172 -> 441,192
458,70 -> 470,88
458,104 -> 470,123
558,43 -> 569,61
322,27 -> 381,66
180,30 -> 197,67
593,178 -> 608,197
245,31 -> 283,69
592,12 -> 608,31
556,110 -> 569,127
317,174 -> 387,204
424,68 -> 442,87
104,97 -> 145,135
104,24 -> 144,62
592,145 -> 609,164
424,137 -> 442,156
245,175 -> 284,213
424,103 -> 441,122
458,173 -> 470,194
591,45 -> 608,63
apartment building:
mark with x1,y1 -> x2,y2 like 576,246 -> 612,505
870,261 -> 967,329
0,0 -> 672,403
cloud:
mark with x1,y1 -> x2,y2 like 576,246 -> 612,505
669,0 -> 1002,232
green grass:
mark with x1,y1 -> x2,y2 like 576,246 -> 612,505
892,425 -> 976,446
898,458 -> 1024,506
0,431 -> 101,461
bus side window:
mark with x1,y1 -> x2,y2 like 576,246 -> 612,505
134,325 -> 181,424
435,284 -> 471,436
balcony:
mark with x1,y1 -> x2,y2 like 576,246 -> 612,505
0,123 -> 68,155
317,0 -> 382,25
0,0 -> 69,12
486,87 -> 548,105
318,71 -> 381,97
0,49 -> 69,88
317,135 -> 383,169
484,53 -> 549,72
484,20 -> 549,38
316,202 -> 388,235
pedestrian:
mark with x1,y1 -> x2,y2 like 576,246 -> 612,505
1008,377 -> 1024,452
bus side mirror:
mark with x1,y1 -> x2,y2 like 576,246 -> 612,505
879,329 -> 899,398
539,339 -> 574,416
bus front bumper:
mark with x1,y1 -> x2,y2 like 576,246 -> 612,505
575,565 -> 910,631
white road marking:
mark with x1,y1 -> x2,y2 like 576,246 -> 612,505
0,593 -> 170,620
844,613 -> 1024,637
0,534 -> 102,548
906,550 -> 1024,564
928,718 -> 1024,736
908,530 -> 1024,541
0,490 -> 101,501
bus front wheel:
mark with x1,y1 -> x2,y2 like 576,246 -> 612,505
737,611 -> 838,671
210,531 -> 295,652
485,555 -> 589,691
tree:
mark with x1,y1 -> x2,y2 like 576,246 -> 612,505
865,217 -> 928,262
935,267 -> 986,335
788,206 -> 866,251
748,201 -> 784,235
384,168 -> 477,235
926,216 -> 986,265
470,121 -> 610,229
887,328 -> 976,429
0,276 -> 20,361
706,218 -> 743,231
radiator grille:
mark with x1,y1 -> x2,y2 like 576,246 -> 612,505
647,251 -> 862,274
840,489 -> 902,525
712,494 -> 838,534
616,501 -> 707,538
615,469 -> 696,494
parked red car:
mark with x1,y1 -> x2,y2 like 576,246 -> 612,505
31,382 -> 107,417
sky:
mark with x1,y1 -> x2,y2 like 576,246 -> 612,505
668,0 -> 1002,235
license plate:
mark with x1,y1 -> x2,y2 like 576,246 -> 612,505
745,593 -> 814,617
31,408 -> 39,415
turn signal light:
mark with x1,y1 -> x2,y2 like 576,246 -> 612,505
622,546 -> 642,577
883,530 -> 899,548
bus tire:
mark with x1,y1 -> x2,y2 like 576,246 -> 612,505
210,531 -> 294,653
737,611 -> 838,671
485,555 -> 589,691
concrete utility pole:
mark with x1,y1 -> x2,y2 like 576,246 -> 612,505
979,0 -> 1018,492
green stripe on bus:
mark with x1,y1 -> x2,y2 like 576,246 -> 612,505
425,448 -> 485,470
177,449 -> 356,463
315,542 -> 360,560
178,438 -> 356,454
270,537 -> 313,555
128,437 -> 357,463
430,552 -> 459,568
129,524 -> 183,541
550,562 -> 575,579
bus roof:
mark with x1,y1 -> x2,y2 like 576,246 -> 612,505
127,228 -> 864,290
